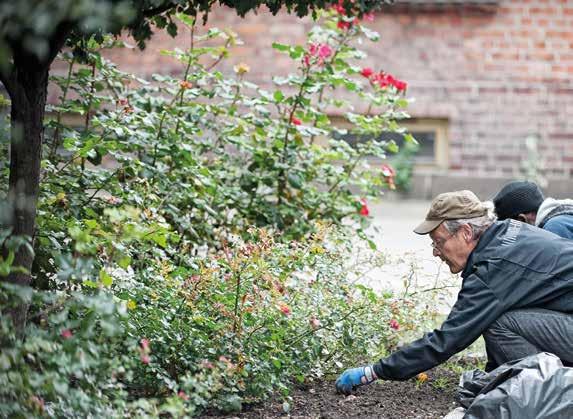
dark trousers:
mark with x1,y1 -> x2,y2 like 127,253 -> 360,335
483,308 -> 573,372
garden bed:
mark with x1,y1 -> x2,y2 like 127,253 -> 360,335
205,366 -> 461,419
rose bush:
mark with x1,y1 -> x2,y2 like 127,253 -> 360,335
0,8 -> 428,417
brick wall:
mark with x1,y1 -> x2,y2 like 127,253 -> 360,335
50,0 -> 573,198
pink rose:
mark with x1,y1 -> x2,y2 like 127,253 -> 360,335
309,316 -> 321,330
381,164 -> 395,178
279,303 -> 291,316
318,44 -> 333,59
140,338 -> 150,351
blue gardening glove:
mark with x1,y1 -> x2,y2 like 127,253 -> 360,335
335,365 -> 378,395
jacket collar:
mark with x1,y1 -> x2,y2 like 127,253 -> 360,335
461,222 -> 500,278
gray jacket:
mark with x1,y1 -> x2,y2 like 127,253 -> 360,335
373,220 -> 573,380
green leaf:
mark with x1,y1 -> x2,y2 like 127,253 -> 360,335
271,43 -> 290,52
396,98 -> 409,109
287,173 -> 303,189
154,15 -> 167,28
273,90 -> 284,103
118,256 -> 131,269
99,269 -> 113,287
84,219 -> 99,229
150,232 -> 167,248
4,250 -> 14,266
166,21 -> 178,38
289,45 -> 305,60
385,140 -> 399,153
176,13 -> 195,28
404,133 -> 419,145
0,261 -> 10,277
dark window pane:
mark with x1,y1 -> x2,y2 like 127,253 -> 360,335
332,130 -> 436,162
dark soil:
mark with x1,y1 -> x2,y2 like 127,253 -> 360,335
203,367 -> 461,419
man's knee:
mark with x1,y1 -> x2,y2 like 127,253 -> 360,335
484,311 -> 516,339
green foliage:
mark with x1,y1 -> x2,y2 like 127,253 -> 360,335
0,10 -> 441,418
0,284 -> 138,417
40,10 -> 409,255
125,225 -> 427,414
391,138 -> 419,192
0,225 -> 430,417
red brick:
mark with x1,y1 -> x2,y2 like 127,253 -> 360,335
528,52 -> 556,61
530,7 -> 558,15
547,30 -> 573,41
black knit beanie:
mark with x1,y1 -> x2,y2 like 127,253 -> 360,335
493,181 -> 545,220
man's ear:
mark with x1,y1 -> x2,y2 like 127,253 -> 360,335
461,224 -> 474,242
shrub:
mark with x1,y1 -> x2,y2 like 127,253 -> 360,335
1,225 -> 433,416
0,8 -> 432,418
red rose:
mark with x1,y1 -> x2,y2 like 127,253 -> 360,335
290,116 -> 302,126
333,0 -> 346,15
389,319 -> 400,330
376,72 -> 390,89
393,79 -> 408,92
361,67 -> 374,78
359,198 -> 370,216
61,329 -> 73,340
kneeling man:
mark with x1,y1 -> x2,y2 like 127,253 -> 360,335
336,190 -> 573,394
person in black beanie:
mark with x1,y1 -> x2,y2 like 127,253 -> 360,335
493,180 -> 573,239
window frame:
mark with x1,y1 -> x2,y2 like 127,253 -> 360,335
328,116 -> 449,169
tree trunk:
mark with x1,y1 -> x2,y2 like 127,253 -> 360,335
0,23 -> 71,333
1,59 -> 50,331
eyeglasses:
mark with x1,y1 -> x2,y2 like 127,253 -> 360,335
430,231 -> 456,252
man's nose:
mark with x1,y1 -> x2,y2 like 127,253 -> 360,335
432,247 -> 440,257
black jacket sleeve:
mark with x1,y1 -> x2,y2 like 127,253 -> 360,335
373,270 -> 505,380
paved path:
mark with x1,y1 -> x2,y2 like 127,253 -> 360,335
359,199 -> 460,309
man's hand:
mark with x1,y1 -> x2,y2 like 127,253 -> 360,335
335,365 -> 378,395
